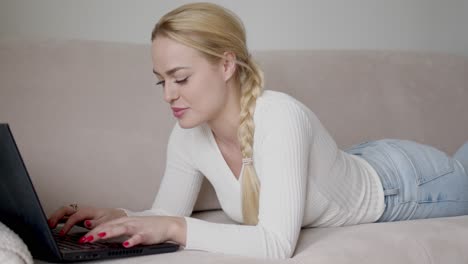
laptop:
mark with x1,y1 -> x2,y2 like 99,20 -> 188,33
0,123 -> 180,262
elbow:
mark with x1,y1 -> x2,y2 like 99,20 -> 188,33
266,240 -> 295,259
263,232 -> 296,259
273,250 -> 294,260
277,245 -> 295,260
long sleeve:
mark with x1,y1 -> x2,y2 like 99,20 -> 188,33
123,123 -> 204,217
183,100 -> 312,259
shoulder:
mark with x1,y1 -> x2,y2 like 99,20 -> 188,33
256,90 -> 298,106
254,90 -> 315,128
166,122 -> 209,169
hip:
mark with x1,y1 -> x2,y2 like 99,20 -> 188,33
345,139 -> 468,222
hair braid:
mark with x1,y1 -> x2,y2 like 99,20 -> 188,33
238,57 -> 264,225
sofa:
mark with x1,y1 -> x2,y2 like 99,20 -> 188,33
1,38 -> 468,264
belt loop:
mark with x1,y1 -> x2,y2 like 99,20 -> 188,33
383,188 -> 399,196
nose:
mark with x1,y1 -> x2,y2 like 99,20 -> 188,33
163,84 -> 180,103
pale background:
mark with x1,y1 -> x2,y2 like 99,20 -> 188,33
0,0 -> 467,55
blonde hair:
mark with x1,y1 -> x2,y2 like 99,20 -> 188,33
152,3 -> 264,225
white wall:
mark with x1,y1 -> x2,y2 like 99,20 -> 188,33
1,0 -> 467,55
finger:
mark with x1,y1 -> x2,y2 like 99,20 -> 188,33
47,205 -> 76,229
83,219 -> 94,229
85,223 -> 134,243
83,217 -> 107,230
83,214 -> 128,232
80,216 -> 133,243
60,210 -> 95,235
123,234 -> 144,248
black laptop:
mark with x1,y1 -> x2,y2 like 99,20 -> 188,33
0,123 -> 180,262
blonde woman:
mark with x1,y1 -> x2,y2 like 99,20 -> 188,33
48,2 -> 468,259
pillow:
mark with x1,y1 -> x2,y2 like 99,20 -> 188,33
0,222 -> 33,264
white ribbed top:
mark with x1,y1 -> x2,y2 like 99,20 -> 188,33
124,90 -> 385,259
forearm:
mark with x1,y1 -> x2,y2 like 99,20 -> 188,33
166,216 -> 187,246
119,210 -> 187,246
181,217 -> 296,259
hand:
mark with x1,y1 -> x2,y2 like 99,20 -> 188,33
47,204 -> 127,236
79,216 -> 186,248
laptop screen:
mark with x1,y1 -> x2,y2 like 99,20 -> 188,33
0,124 -> 63,261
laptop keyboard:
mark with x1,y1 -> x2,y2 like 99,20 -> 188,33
52,229 -> 122,251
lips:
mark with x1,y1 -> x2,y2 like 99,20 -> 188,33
171,107 -> 189,118
171,107 -> 188,112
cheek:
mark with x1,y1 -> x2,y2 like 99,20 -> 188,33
189,73 -> 226,111
190,89 -> 224,118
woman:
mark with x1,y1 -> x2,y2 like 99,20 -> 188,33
47,2 -> 468,259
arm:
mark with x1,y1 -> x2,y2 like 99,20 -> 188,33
123,122 -> 204,218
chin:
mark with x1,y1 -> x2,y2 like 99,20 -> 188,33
177,119 -> 202,129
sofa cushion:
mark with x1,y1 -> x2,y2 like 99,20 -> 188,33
35,211 -> 468,264
293,214 -> 468,263
189,210 -> 468,263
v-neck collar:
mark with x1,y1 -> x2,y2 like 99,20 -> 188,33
206,124 -> 243,183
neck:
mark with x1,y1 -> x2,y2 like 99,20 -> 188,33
208,80 -> 241,148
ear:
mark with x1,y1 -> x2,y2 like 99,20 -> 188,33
221,51 -> 237,82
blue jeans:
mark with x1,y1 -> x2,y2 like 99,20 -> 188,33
345,139 -> 468,222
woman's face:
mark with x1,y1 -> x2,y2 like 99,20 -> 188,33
152,36 -> 232,129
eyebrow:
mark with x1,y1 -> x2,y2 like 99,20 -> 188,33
153,66 -> 190,77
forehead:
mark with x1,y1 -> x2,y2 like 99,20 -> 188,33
152,36 -> 203,73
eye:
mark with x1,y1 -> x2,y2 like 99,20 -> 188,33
156,80 -> 165,87
175,77 -> 189,84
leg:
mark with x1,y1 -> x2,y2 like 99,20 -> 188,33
347,139 -> 468,222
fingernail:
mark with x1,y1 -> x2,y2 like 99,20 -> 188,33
123,241 -> 130,247
78,236 -> 87,244
59,230 -> 65,236
98,232 -> 106,238
86,235 -> 94,242
84,220 -> 91,228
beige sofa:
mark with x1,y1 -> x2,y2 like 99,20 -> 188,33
1,38 -> 468,264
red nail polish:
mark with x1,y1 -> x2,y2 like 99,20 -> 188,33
78,236 -> 87,244
59,230 -> 65,236
98,232 -> 106,238
84,220 -> 91,228
86,235 -> 94,242
123,241 -> 130,247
